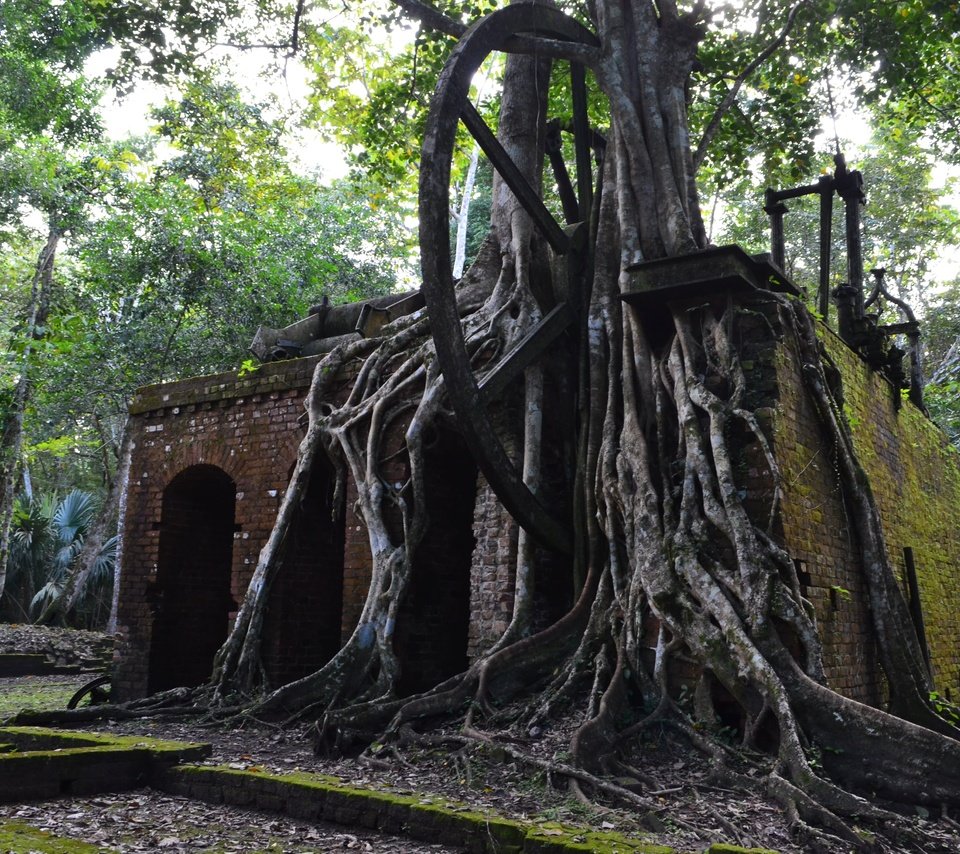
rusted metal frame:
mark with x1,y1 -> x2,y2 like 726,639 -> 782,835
870,268 -> 927,412
478,302 -> 574,404
766,175 -> 841,320
765,180 -> 827,275
419,5 -> 597,555
461,102 -> 569,254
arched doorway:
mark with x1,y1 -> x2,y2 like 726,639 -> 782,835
396,430 -> 478,695
147,464 -> 236,693
262,456 -> 346,686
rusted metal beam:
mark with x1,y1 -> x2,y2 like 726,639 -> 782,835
545,121 -> 580,226
764,189 -> 787,272
818,174 -> 834,321
461,102 -> 569,254
479,302 -> 574,404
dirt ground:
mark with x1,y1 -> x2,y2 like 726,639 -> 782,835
2,625 -> 959,853
1,790 -> 461,853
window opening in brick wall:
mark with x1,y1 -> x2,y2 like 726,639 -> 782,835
396,430 -> 478,695
262,456 -> 346,687
148,464 -> 237,693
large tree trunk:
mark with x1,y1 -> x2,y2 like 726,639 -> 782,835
0,226 -> 59,602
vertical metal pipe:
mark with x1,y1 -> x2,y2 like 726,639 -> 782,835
832,283 -> 858,345
818,175 -> 834,321
838,169 -> 866,317
764,189 -> 787,271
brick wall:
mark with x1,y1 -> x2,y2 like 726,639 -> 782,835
114,359 -> 323,699
774,319 -> 960,702
114,357 -> 492,701
115,301 -> 960,708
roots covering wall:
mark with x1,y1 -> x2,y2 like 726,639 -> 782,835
113,310 -> 960,705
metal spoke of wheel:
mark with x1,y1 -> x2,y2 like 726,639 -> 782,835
420,4 -> 599,555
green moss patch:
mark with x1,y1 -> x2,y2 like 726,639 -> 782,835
0,725 -> 210,761
0,677 -> 86,719
524,822 -> 674,852
158,764 -> 694,853
0,820 -> 117,853
0,726 -> 211,803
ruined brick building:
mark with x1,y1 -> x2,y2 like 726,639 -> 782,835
111,270 -> 960,706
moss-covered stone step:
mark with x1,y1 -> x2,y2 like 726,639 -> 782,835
0,730 -> 781,854
0,726 -> 210,802
0,654 -> 53,675
0,652 -> 104,676
158,764 -> 771,854
0,820 -> 118,853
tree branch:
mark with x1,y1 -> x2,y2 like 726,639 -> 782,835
392,0 -> 466,38
289,0 -> 307,55
693,0 -> 807,171
391,0 -> 601,65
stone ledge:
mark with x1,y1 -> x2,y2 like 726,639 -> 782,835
0,726 -> 211,802
129,356 -> 324,415
156,764 -> 775,854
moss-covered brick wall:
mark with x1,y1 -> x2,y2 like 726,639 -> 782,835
774,316 -> 960,703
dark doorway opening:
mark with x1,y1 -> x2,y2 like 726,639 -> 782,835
263,456 -> 346,686
396,430 -> 478,696
148,465 -> 236,693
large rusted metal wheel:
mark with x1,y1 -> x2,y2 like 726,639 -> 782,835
419,4 -> 600,555
67,674 -> 111,709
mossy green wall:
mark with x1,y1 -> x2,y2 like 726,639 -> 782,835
774,317 -> 960,702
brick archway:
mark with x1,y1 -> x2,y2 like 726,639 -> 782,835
396,429 -> 478,695
148,464 -> 237,693
261,455 -> 346,686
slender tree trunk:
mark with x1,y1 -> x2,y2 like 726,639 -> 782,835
107,423 -> 133,635
453,144 -> 480,278
0,225 -> 59,601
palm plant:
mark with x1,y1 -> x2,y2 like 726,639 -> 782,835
2,489 -> 116,627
